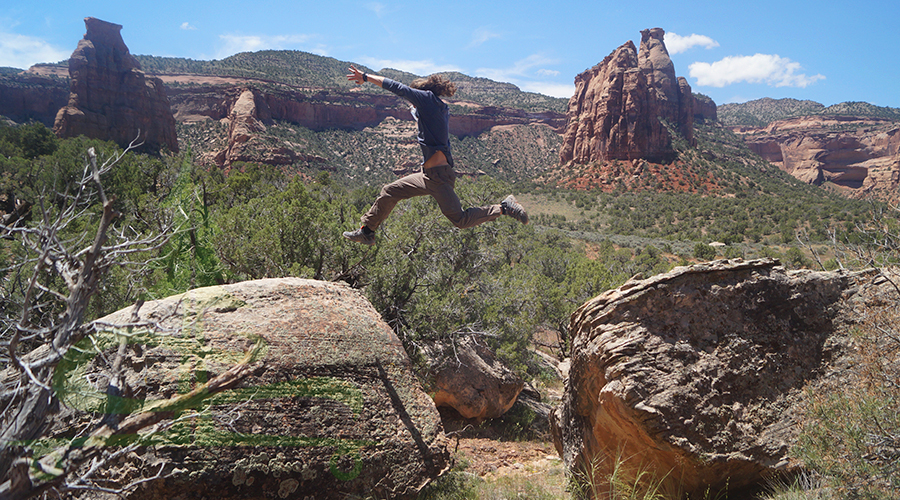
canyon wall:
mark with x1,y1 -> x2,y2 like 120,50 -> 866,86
736,115 -> 900,200
166,84 -> 564,167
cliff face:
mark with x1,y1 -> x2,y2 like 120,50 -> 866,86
736,115 -> 900,201
559,28 -> 694,165
166,84 -> 564,168
638,28 -> 694,146
0,74 -> 69,127
693,93 -> 718,122
53,18 -> 178,153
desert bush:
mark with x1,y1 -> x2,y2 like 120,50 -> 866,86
569,450 -> 674,500
790,204 -> 900,498
793,302 -> 900,497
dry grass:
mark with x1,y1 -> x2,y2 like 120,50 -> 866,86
419,440 -> 569,500
790,271 -> 900,499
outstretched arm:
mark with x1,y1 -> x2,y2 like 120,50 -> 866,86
347,65 -> 384,88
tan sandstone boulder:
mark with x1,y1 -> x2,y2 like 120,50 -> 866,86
425,335 -> 524,422
52,278 -> 449,499
551,258 -> 893,498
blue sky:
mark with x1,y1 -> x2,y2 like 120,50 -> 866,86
2,0 -> 897,108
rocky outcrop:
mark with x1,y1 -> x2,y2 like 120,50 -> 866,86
639,28 -> 694,147
559,28 -> 694,165
737,116 -> 900,201
424,335 -> 524,422
0,74 -> 69,127
213,88 -> 298,167
53,18 -> 178,153
551,259 -> 894,498
693,93 -> 718,122
51,278 -> 449,499
168,83 -> 564,136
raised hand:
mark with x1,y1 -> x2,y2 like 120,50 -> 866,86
347,65 -> 365,85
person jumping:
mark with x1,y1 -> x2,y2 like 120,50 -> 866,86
342,65 -> 528,245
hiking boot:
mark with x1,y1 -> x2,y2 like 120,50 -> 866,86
343,227 -> 376,245
500,195 -> 529,224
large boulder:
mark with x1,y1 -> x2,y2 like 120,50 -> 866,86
52,278 -> 449,499
551,259 -> 892,498
53,18 -> 178,153
424,335 -> 524,422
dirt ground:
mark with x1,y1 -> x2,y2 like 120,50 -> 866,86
451,437 -> 562,479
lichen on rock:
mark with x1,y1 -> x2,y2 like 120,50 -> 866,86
50,277 -> 449,499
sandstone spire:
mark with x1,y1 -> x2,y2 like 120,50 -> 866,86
559,28 -> 694,165
54,18 -> 178,153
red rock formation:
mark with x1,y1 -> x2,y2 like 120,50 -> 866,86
53,18 -> 178,153
737,115 -> 900,201
0,74 -> 69,127
559,28 -> 694,166
167,84 -> 564,135
639,28 -> 694,145
693,93 -> 718,122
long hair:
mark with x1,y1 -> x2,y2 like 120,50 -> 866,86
410,74 -> 457,97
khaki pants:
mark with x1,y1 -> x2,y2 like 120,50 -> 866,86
361,165 -> 502,230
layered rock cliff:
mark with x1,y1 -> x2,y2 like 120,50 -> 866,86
53,18 -> 178,153
559,28 -> 694,165
0,74 -> 69,127
735,115 -> 900,201
165,82 -> 564,168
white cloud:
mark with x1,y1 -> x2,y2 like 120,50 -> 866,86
180,22 -> 197,31
367,2 -> 387,18
475,54 -> 572,97
467,27 -> 500,49
0,31 -> 69,69
360,57 -> 461,75
664,32 -> 719,54
689,54 -> 825,88
475,53 -> 575,98
216,33 -> 317,58
475,53 -> 559,82
519,81 -> 575,99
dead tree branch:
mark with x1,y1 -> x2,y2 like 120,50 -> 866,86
0,146 -> 178,499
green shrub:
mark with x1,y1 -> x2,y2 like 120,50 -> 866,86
693,242 -> 717,261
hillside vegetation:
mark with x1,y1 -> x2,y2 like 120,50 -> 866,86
719,97 -> 900,126
521,121 -> 875,263
135,51 -> 567,113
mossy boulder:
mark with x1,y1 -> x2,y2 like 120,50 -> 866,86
53,278 -> 449,499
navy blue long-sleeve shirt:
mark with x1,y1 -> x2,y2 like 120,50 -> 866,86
381,78 -> 454,166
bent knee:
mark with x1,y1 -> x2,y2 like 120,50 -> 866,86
442,209 -> 466,228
